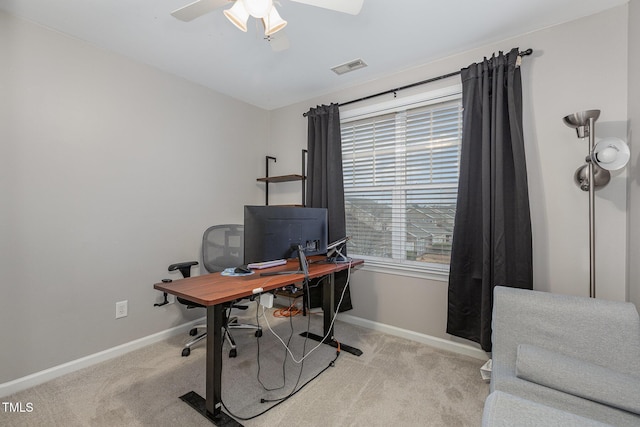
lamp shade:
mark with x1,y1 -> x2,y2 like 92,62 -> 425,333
263,7 -> 287,36
590,137 -> 630,171
224,1 -> 250,32
563,110 -> 600,138
574,164 -> 611,191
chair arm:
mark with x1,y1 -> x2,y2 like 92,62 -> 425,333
168,261 -> 199,278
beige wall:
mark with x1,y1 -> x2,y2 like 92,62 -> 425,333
629,0 -> 640,309
0,11 -> 268,383
268,5 -> 631,345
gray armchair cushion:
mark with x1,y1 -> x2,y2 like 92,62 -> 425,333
516,344 -> 640,415
492,287 -> 640,378
483,391 -> 613,427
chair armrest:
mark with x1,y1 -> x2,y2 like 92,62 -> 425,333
168,261 -> 199,278
516,344 -> 640,415
492,286 -> 640,374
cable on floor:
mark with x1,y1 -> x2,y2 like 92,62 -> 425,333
220,259 -> 352,421
273,298 -> 304,318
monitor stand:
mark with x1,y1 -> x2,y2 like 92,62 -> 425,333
325,237 -> 350,263
260,246 -> 309,277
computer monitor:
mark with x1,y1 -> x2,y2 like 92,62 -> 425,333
244,205 -> 328,264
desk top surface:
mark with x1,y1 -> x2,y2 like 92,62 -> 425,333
153,257 -> 363,306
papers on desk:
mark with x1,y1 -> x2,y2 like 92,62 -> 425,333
247,259 -> 287,269
221,268 -> 255,277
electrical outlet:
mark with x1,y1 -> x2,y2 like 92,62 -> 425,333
115,300 -> 128,319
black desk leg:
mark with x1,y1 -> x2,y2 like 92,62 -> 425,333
180,304 -> 242,426
301,272 -> 363,357
323,272 -> 335,339
206,304 -> 223,417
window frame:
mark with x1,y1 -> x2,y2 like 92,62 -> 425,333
340,84 -> 462,281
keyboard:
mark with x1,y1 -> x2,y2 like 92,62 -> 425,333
247,259 -> 287,269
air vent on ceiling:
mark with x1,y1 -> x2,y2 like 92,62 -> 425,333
331,58 -> 368,75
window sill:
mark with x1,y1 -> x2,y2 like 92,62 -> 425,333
354,256 -> 449,282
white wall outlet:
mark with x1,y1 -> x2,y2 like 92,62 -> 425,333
115,300 -> 128,319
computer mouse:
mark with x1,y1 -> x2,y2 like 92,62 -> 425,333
234,265 -> 252,274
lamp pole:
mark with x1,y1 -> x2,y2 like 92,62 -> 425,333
563,110 -> 602,299
588,117 -> 596,298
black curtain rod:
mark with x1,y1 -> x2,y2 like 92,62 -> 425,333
303,48 -> 533,117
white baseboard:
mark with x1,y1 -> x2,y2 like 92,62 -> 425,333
2,314 -> 487,398
337,313 -> 488,361
0,317 -> 205,398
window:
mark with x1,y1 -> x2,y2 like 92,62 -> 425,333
340,87 -> 462,275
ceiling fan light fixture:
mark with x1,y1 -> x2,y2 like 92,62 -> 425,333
263,7 -> 287,36
244,0 -> 273,18
224,1 -> 250,32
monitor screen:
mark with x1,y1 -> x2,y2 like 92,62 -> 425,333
244,205 -> 328,264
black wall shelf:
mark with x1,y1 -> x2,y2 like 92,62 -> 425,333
257,150 -> 307,206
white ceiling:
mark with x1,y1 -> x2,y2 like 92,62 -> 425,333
0,0 -> 628,110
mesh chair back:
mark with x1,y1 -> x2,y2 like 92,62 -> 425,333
202,224 -> 244,273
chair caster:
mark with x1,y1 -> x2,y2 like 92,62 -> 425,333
189,328 -> 198,336
255,330 -> 263,338
182,347 -> 191,357
229,348 -> 237,358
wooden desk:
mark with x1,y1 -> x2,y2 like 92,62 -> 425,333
154,258 -> 363,426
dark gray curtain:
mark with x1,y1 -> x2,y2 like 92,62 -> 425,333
447,48 -> 532,352
305,103 -> 352,312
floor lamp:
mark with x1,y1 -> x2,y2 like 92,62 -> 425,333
563,110 -> 630,298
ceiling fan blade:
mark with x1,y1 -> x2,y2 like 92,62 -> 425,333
289,0 -> 363,15
268,32 -> 290,52
171,0 -> 232,22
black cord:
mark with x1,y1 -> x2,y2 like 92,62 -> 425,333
306,274 -> 327,289
255,297 -> 292,392
221,257 -> 355,422
260,276 -> 311,403
221,348 -> 340,421
221,276 -> 341,421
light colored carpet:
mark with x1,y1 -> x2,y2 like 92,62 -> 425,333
2,304 -> 489,426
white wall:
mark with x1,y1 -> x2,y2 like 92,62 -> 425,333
0,11 -> 268,383
268,6 -> 630,344
629,0 -> 640,309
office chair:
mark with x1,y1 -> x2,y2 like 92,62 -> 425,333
166,261 -> 206,357
171,224 -> 262,358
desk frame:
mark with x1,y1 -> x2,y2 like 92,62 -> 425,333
154,258 -> 362,425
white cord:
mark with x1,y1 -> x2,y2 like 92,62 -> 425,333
259,260 -> 352,364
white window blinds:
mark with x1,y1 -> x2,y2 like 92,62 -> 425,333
341,96 -> 462,266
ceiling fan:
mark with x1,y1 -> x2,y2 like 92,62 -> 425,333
171,0 -> 363,50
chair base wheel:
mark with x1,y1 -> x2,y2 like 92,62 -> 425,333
182,347 -> 191,357
229,348 -> 237,358
189,328 -> 198,336
255,330 -> 263,338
